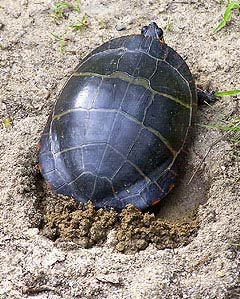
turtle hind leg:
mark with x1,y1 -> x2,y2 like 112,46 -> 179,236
197,88 -> 217,105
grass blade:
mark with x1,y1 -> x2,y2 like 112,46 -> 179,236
214,20 -> 227,33
214,90 -> 240,96
202,124 -> 240,131
214,1 -> 240,33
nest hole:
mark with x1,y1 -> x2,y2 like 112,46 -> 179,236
30,154 -> 210,254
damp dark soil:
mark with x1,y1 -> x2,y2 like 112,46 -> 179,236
33,169 -> 201,253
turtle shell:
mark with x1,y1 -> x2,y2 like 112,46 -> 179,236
38,33 -> 197,210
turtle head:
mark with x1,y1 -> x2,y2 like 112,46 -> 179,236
141,22 -> 164,43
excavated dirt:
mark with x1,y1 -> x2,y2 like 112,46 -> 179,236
0,0 -> 239,298
34,184 -> 199,253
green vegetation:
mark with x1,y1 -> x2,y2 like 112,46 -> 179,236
229,243 -> 240,247
51,1 -> 81,21
50,33 -> 66,53
51,1 -> 72,20
50,1 -> 88,53
2,117 -> 12,130
214,89 -> 240,97
204,117 -> 240,160
204,117 -> 240,133
214,1 -> 240,33
202,90 -> 240,161
165,16 -> 173,32
69,15 -> 88,32
74,0 -> 81,12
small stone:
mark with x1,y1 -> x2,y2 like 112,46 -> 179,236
116,24 -> 126,31
0,23 -> 4,30
96,274 -> 120,284
21,0 -> 28,5
115,242 -> 125,252
126,18 -> 134,25
216,271 -> 225,277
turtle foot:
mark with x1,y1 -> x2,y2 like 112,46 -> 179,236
197,88 -> 217,105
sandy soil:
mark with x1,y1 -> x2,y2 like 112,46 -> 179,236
0,0 -> 239,298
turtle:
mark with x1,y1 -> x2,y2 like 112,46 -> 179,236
38,22 -> 215,211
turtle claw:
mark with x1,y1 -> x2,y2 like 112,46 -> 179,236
197,88 -> 218,105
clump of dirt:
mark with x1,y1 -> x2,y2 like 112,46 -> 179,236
34,185 -> 118,248
34,177 -> 199,253
113,205 -> 198,253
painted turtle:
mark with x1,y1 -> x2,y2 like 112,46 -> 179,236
38,22 -> 214,210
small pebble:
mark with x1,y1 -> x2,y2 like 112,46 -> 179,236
96,274 -> 120,284
216,271 -> 225,278
126,18 -> 134,25
0,23 -> 4,30
21,0 -> 28,5
116,24 -> 126,31
115,242 -> 125,252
